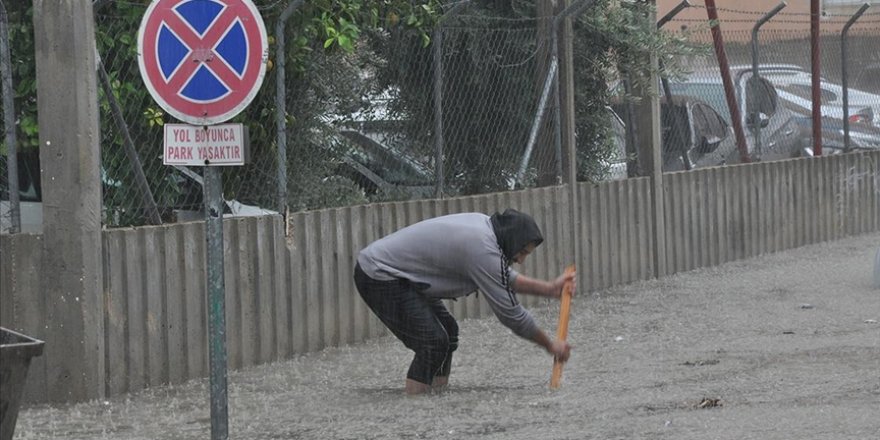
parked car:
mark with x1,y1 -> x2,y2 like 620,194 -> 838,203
752,64 -> 880,152
666,67 -> 800,163
665,65 -> 880,166
659,94 -> 731,171
609,93 -> 732,174
755,64 -> 880,128
781,115 -> 880,155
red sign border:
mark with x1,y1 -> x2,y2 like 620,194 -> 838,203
138,0 -> 268,125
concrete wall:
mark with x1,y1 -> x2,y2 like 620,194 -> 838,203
2,151 -> 879,404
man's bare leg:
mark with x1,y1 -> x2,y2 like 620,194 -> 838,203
405,379 -> 431,395
431,375 -> 448,392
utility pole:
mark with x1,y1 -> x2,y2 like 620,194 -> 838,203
33,0 -> 105,402
704,0 -> 750,163
810,0 -> 822,155
633,1 -> 666,278
535,0 -> 572,186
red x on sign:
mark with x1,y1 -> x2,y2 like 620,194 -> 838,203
138,0 -> 268,125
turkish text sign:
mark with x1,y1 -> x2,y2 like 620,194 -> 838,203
163,123 -> 248,166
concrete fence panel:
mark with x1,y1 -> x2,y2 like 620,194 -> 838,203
577,177 -> 656,291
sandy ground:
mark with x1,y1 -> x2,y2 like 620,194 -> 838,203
13,233 -> 880,440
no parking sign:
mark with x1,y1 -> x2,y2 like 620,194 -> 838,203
138,0 -> 268,126
137,1 -> 269,438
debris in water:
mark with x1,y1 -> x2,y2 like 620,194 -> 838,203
865,319 -> 878,324
682,359 -> 719,367
614,336 -> 624,342
799,304 -> 814,309
695,397 -> 722,409
782,331 -> 795,335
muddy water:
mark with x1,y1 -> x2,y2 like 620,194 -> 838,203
14,233 -> 880,439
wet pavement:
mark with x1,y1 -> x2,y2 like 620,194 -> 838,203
13,233 -> 880,439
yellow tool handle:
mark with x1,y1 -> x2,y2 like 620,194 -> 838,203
550,265 -> 576,389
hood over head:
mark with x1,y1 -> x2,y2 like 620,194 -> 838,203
490,208 -> 544,261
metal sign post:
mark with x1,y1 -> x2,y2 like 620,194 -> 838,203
138,0 -> 268,438
204,163 -> 228,439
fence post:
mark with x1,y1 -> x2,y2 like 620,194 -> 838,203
516,1 -> 594,190
538,0 -> 592,271
558,0 -> 593,272
810,0 -> 822,156
432,23 -> 444,198
750,2 -> 786,161
275,0 -> 305,220
633,3 -> 666,278
552,0 -> 593,186
433,1 -> 469,199
33,0 -> 105,402
648,33 -> 667,279
0,1 -> 19,233
658,1 -> 691,170
841,3 -> 871,153
704,0 -> 750,163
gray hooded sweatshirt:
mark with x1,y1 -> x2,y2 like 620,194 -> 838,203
356,211 -> 543,339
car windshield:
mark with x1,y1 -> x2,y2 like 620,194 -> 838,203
776,84 -> 837,104
667,83 -> 731,123
759,69 -> 880,107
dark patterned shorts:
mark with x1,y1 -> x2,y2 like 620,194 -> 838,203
354,264 -> 458,384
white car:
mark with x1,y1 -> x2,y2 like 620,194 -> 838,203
752,64 -> 879,126
752,65 -> 880,151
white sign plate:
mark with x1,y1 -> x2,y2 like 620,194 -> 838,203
163,123 -> 247,166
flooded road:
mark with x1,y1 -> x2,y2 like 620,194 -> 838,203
14,233 -> 880,439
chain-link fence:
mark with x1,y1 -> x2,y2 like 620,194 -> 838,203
370,13 -> 555,197
3,1 -> 880,231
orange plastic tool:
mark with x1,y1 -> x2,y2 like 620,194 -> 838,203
550,264 -> 576,389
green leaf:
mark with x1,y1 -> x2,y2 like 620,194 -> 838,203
338,34 -> 353,51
